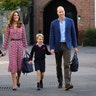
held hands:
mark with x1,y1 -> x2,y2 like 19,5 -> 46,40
28,60 -> 32,64
50,49 -> 54,55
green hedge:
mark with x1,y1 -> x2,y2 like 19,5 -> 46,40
83,28 -> 96,46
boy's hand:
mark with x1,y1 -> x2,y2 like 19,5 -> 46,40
28,60 -> 32,64
50,49 -> 54,55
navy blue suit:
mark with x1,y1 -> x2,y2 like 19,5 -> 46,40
49,17 -> 78,87
50,17 -> 77,52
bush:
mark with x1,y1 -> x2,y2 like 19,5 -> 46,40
78,30 -> 85,46
83,28 -> 96,46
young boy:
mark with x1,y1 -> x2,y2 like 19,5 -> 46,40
29,33 -> 51,90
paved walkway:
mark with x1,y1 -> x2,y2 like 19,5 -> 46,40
0,46 -> 96,96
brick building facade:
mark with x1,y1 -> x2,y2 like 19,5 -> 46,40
29,0 -> 94,44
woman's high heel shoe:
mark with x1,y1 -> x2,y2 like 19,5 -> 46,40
17,83 -> 20,88
12,88 -> 17,91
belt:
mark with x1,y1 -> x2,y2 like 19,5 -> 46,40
60,42 -> 66,44
11,38 -> 22,41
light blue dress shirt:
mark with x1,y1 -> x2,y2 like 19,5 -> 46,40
59,19 -> 66,42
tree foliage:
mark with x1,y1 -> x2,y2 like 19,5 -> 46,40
0,0 -> 31,10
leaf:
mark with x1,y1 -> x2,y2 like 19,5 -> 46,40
0,0 -> 31,10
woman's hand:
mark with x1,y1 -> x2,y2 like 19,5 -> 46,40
25,48 -> 29,54
2,51 -> 6,56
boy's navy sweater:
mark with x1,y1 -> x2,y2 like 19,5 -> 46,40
29,44 -> 51,61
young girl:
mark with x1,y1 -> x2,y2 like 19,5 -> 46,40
29,33 -> 51,90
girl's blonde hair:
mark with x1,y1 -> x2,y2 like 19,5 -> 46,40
36,33 -> 44,40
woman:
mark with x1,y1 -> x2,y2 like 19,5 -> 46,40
2,11 -> 28,91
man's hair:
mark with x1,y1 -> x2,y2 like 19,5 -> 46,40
57,6 -> 65,12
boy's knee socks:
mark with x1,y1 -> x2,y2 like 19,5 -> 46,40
37,82 -> 40,90
40,80 -> 43,88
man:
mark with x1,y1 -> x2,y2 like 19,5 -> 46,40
49,6 -> 78,91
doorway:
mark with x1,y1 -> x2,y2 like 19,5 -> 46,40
43,0 -> 78,44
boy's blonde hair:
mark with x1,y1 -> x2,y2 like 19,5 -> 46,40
36,33 -> 44,40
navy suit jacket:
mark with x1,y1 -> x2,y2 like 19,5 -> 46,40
49,17 -> 77,52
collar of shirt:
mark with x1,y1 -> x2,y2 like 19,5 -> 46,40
58,17 -> 66,22
36,43 -> 44,47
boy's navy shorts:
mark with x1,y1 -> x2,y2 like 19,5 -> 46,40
34,60 -> 45,72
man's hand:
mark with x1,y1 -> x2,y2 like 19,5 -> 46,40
74,48 -> 78,53
50,49 -> 55,54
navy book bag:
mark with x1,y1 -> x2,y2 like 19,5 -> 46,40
70,52 -> 79,72
22,54 -> 33,75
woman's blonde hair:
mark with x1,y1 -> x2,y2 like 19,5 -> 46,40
8,10 -> 22,28
36,33 -> 44,40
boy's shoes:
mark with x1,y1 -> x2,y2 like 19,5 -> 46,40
65,84 -> 73,91
37,87 -> 40,90
40,80 -> 43,88
37,82 -> 40,90
37,80 -> 43,90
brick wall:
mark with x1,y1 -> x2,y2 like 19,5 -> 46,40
33,0 -> 94,32
69,0 -> 94,30
32,0 -> 94,45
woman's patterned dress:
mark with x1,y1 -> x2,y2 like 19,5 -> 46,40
2,24 -> 28,73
